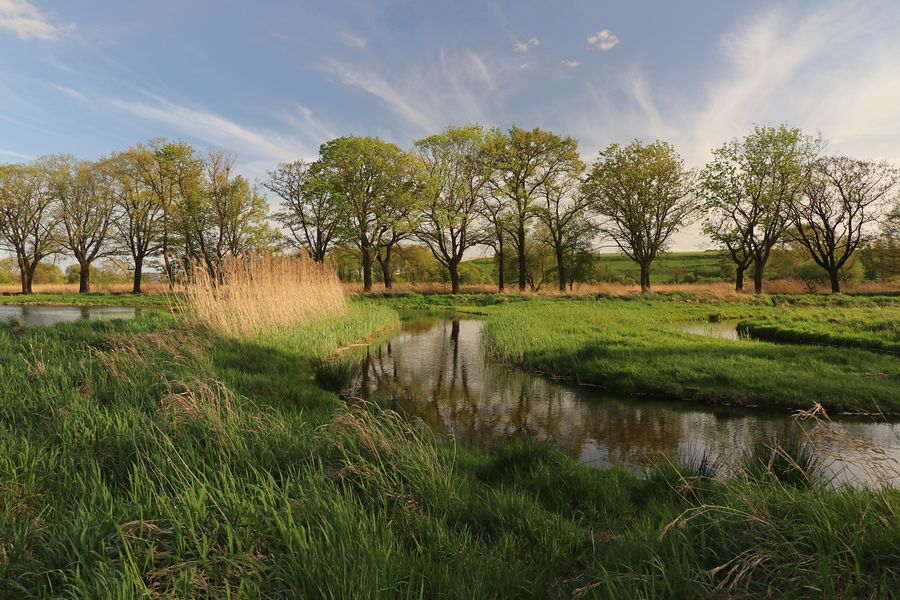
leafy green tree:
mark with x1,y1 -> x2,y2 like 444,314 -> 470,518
415,125 -> 494,293
316,136 -> 427,292
486,126 -> 582,292
584,140 -> 695,293
0,160 -> 61,293
126,139 -> 203,287
789,156 -> 898,293
48,156 -> 116,293
699,125 -> 820,293
106,149 -> 167,293
265,160 -> 340,262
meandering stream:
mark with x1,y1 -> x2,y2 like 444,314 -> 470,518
347,313 -> 900,487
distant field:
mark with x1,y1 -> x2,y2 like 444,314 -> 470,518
465,250 -> 729,285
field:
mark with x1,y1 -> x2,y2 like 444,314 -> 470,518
0,275 -> 898,597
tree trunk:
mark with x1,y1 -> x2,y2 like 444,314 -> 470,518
361,246 -> 373,292
517,224 -> 526,292
828,268 -> 841,293
753,259 -> 765,294
79,261 -> 90,294
639,262 -> 651,294
448,260 -> 461,294
497,238 -> 505,292
132,256 -> 144,294
555,246 -> 566,292
24,262 -> 38,294
735,266 -> 745,293
376,245 -> 393,290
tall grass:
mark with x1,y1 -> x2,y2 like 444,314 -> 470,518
178,253 -> 346,338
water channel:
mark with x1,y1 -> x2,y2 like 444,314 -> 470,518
0,304 -> 140,326
347,313 -> 900,487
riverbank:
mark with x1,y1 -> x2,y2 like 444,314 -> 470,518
1,297 -> 898,597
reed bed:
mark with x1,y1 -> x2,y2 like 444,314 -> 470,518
178,254 -> 346,339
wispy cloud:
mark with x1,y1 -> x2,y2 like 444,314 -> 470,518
337,28 -> 367,49
0,0 -> 71,41
587,29 -> 619,51
321,50 -> 500,135
561,59 -> 581,69
514,36 -> 540,53
0,147 -> 33,160
518,63 -> 530,71
107,93 -> 314,164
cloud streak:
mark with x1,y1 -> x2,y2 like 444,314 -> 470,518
0,0 -> 70,41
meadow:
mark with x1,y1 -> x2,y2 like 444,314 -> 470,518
0,267 -> 898,597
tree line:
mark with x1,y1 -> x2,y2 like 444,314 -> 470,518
2,124 -> 898,295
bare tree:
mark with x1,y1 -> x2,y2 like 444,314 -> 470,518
790,156 -> 898,293
584,140 -> 695,293
0,160 -> 61,293
265,160 -> 340,262
49,157 -> 116,293
414,125 -> 493,293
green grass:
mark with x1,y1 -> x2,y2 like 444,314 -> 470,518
481,296 -> 900,414
0,298 -> 898,597
739,307 -> 900,354
0,292 -> 175,307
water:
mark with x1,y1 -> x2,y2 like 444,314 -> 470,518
347,314 -> 900,487
0,304 -> 140,326
678,321 -> 744,340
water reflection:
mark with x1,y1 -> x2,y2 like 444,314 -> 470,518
0,305 -> 140,326
348,316 -> 900,487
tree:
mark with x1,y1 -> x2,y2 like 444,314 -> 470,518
180,151 -> 276,279
789,156 -> 898,293
48,157 -> 116,293
127,139 -> 202,287
265,160 -> 340,262
584,140 -> 695,293
0,160 -> 61,293
414,125 -> 493,293
534,165 -> 595,291
487,126 -> 582,292
106,149 -> 166,294
480,192 -> 512,291
699,125 -> 820,293
317,136 -> 426,292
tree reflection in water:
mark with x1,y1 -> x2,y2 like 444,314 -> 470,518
347,316 -> 900,486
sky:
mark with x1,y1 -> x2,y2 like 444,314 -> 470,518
2,0 -> 900,250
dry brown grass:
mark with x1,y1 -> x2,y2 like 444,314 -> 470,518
343,279 -> 900,297
0,281 -> 172,295
177,253 -> 346,339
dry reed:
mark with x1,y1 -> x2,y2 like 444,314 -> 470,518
177,253 -> 346,339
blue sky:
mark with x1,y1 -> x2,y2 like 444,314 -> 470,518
2,0 -> 900,249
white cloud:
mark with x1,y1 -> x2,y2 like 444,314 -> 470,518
561,59 -> 581,69
514,36 -> 540,53
0,0 -> 70,41
0,147 -> 33,160
321,50 -> 500,135
107,93 -> 314,164
518,63 -> 530,71
587,29 -> 619,51
337,28 -> 367,49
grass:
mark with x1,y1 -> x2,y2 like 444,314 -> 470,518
0,280 -> 898,597
480,295 -> 900,414
0,292 -> 174,307
739,307 -> 900,354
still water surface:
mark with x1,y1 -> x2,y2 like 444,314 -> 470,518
0,304 -> 139,326
348,314 -> 900,487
